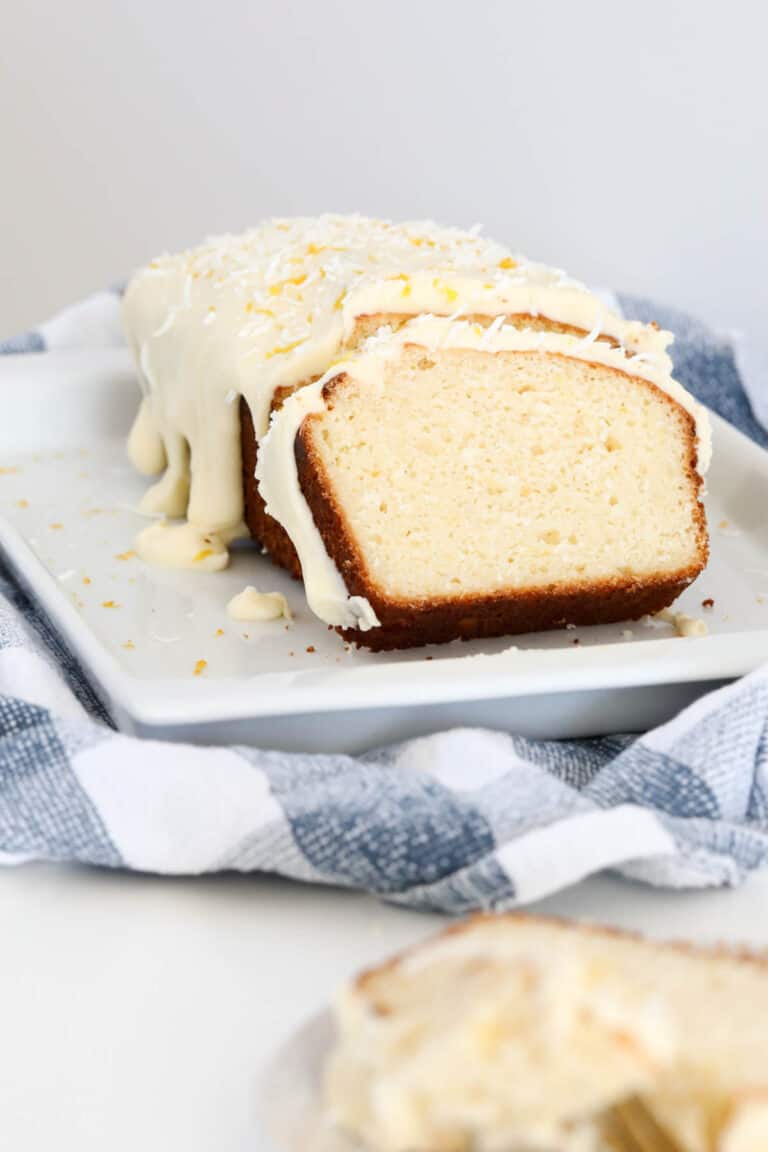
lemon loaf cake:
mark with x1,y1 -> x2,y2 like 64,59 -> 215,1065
122,215 -> 710,648
325,914 -> 768,1152
257,315 -> 709,649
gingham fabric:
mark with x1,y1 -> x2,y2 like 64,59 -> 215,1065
1,288 -> 767,910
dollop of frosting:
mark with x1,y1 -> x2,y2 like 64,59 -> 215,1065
225,585 -> 292,622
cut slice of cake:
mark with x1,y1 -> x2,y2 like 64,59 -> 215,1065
325,914 -> 768,1152
257,317 -> 710,650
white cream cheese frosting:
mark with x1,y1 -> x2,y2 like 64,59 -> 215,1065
255,378 -> 381,630
134,519 -> 235,571
225,586 -> 292,622
122,215 -> 674,561
256,317 -> 711,631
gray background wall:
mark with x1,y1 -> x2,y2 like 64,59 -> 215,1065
2,0 -> 766,349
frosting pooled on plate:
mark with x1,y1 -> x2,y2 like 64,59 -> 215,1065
225,585 -> 292,622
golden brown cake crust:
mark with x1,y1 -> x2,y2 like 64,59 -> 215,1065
294,361 -> 708,651
241,396 -> 302,578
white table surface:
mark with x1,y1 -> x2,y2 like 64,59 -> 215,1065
2,864 -> 768,1151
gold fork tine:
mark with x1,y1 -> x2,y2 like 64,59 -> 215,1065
598,1110 -> 633,1151
607,1097 -> 686,1152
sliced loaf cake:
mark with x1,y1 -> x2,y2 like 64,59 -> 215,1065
122,216 -> 710,649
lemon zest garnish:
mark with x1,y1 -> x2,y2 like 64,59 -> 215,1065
498,257 -> 517,270
265,338 -> 307,360
16,499 -> 29,509
122,641 -> 135,650
115,550 -> 135,561
193,548 -> 213,562
49,522 -> 63,530
401,283 -> 412,298
431,279 -> 459,303
306,243 -> 345,254
0,466 -> 20,475
333,291 -> 346,312
214,628 -> 225,637
82,576 -> 91,586
268,274 -> 307,296
101,600 -> 119,609
193,659 -> 207,676
245,303 -> 275,317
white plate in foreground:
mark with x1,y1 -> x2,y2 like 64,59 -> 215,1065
1,349 -> 767,751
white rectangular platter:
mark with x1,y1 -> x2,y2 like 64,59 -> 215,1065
1,348 -> 767,752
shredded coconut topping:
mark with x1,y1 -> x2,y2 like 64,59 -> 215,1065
480,315 -> 507,349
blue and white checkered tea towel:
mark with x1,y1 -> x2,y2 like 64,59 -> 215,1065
1,289 -> 768,911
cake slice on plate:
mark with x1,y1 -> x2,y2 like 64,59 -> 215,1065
257,316 -> 709,650
325,914 -> 768,1151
